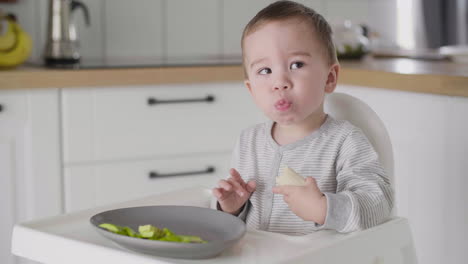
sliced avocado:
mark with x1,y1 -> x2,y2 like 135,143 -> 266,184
138,224 -> 165,239
179,235 -> 207,243
122,226 -> 137,237
99,222 -> 207,243
99,223 -> 121,233
138,224 -> 156,238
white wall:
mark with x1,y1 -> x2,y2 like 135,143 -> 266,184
0,0 -> 397,64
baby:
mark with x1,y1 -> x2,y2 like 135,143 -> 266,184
212,0 -> 393,235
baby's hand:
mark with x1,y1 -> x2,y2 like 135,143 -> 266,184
272,177 -> 327,224
212,168 -> 256,215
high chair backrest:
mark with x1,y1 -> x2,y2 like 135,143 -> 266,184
324,92 -> 394,190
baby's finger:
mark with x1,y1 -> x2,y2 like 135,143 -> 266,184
228,178 -> 246,197
212,188 -> 226,200
305,176 -> 317,185
272,185 -> 291,195
229,168 -> 247,186
305,177 -> 321,192
218,179 -> 233,191
213,187 -> 234,202
246,180 -> 256,193
212,188 -> 222,198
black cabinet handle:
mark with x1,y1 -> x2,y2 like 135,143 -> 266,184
149,166 -> 215,179
0,104 -> 3,112
147,95 -> 215,105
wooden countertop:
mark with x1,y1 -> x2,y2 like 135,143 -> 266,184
1,56 -> 468,97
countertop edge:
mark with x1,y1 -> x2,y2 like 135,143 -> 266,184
340,67 -> 468,97
1,64 -> 467,97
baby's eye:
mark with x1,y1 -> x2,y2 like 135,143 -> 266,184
258,68 -> 272,75
290,61 -> 304,70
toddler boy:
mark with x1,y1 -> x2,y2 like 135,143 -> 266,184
212,0 -> 393,235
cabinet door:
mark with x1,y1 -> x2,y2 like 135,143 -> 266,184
62,82 -> 264,164
64,153 -> 230,212
0,89 -> 61,264
0,94 -> 25,264
335,84 -> 460,264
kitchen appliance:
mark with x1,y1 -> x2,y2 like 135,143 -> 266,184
44,0 -> 90,66
373,0 -> 467,60
417,0 -> 467,49
397,0 -> 467,53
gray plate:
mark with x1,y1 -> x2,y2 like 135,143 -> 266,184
90,205 -> 246,259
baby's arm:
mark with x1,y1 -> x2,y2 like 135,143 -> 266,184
320,129 -> 394,233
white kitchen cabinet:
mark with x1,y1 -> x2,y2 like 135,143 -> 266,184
335,84 -> 468,264
0,89 -> 62,264
61,82 -> 264,212
62,82 -> 263,164
64,153 -> 230,212
0,92 -> 25,264
443,96 -> 468,264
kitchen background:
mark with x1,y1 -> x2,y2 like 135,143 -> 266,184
1,0 -> 399,65
1,1 -> 468,264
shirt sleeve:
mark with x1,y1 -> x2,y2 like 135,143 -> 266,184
317,129 -> 394,233
216,200 -> 250,221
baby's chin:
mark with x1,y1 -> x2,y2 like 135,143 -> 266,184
271,115 -> 299,126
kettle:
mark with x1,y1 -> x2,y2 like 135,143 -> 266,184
44,0 -> 90,66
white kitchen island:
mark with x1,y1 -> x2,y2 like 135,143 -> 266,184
12,186 -> 417,264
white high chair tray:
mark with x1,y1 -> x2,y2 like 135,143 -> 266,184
11,186 -> 417,264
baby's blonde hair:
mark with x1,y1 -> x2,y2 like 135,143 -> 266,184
241,0 -> 338,76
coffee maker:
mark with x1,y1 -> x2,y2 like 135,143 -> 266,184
44,0 -> 90,66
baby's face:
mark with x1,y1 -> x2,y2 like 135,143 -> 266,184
243,18 -> 337,126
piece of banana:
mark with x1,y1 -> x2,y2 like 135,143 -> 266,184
276,166 -> 306,186
0,19 -> 17,51
0,19 -> 32,68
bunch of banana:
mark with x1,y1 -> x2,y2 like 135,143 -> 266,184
0,14 -> 32,68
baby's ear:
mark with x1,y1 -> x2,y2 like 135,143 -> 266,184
325,63 -> 340,93
244,79 -> 253,95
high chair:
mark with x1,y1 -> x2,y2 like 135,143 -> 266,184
10,93 -> 418,264
320,92 -> 418,263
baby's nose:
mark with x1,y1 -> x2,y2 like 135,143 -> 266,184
275,84 -> 289,90
273,72 -> 292,90
274,81 -> 291,90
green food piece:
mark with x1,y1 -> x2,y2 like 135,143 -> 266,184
99,223 -> 121,233
138,224 -> 165,239
138,224 -> 157,238
122,226 -> 137,237
179,235 -> 207,243
99,223 -> 207,243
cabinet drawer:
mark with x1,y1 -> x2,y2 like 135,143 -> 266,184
64,153 -> 230,212
62,83 -> 263,164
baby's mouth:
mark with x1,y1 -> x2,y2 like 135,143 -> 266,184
274,99 -> 292,111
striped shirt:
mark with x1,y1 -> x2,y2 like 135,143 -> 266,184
231,115 -> 394,235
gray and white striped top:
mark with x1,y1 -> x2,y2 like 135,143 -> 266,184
232,115 -> 393,235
